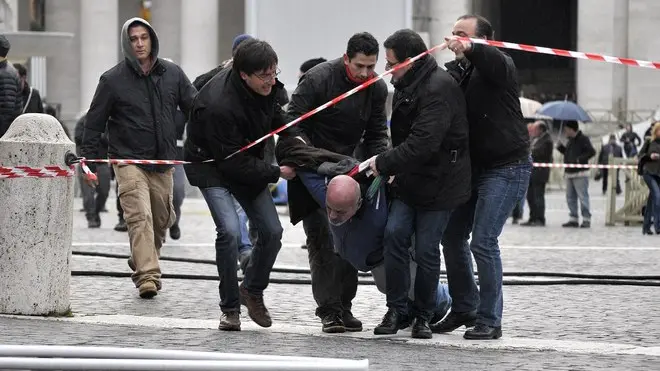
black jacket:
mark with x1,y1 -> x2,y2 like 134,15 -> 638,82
598,142 -> 623,164
184,67 -> 297,199
0,60 -> 22,137
556,131 -> 596,173
80,18 -> 196,172
445,44 -> 529,169
376,55 -> 471,211
638,139 -> 660,177
530,131 -> 554,184
284,57 -> 389,223
75,114 -> 108,158
20,84 -> 43,114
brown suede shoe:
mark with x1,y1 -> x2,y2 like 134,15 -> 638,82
239,284 -> 272,327
138,281 -> 157,299
218,312 -> 241,331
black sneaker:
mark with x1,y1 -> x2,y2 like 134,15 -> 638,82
373,308 -> 409,335
321,313 -> 345,333
562,221 -> 579,228
114,219 -> 128,232
342,310 -> 363,332
411,317 -> 432,339
169,224 -> 181,240
580,221 -> 591,228
87,216 -> 101,229
463,323 -> 502,340
430,310 -> 477,333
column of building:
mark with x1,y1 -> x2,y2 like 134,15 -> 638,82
428,0 -> 470,65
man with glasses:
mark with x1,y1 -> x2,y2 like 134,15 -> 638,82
285,32 -> 389,333
184,38 -> 297,332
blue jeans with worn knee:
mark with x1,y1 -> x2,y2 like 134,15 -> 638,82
442,158 -> 532,328
201,186 -> 283,313
384,198 -> 453,321
233,197 -> 253,255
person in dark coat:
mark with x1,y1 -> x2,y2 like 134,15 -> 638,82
0,35 -> 22,137
74,113 -> 110,228
637,122 -> 660,234
620,123 -> 641,157
184,39 -> 298,332
13,63 -> 43,115
556,120 -> 596,228
521,121 -> 554,226
368,29 -> 471,339
80,17 -> 196,299
285,32 -> 389,334
433,15 -> 532,340
597,134 -> 623,195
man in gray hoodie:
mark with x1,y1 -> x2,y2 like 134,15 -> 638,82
80,18 -> 196,299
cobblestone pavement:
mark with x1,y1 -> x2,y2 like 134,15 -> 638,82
3,183 -> 660,370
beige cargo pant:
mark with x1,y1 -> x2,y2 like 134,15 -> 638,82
114,165 -> 176,288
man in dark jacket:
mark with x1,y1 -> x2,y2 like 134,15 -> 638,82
74,113 -> 110,228
521,121 -> 553,226
432,15 -> 532,340
0,35 -> 22,137
184,39 -> 297,332
13,63 -> 43,114
80,17 -> 196,299
368,29 -> 471,339
557,120 -> 596,228
286,32 -> 389,334
597,134 -> 623,195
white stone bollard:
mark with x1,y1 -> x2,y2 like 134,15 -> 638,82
0,114 -> 75,316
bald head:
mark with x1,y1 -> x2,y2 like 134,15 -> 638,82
326,175 -> 362,226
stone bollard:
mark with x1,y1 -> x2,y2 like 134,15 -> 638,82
0,114 -> 75,315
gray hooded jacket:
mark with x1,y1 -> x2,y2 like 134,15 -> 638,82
80,17 -> 196,171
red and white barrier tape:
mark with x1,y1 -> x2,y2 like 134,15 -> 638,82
0,165 -> 75,179
464,38 -> 660,70
532,163 -> 637,170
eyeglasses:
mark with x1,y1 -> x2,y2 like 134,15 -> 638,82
385,61 -> 399,70
255,68 -> 281,82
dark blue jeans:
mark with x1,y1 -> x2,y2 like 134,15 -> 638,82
643,173 -> 660,232
384,198 -> 453,321
442,158 -> 532,328
201,186 -> 283,313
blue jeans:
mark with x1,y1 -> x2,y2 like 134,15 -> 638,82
442,158 -> 532,328
566,176 -> 591,222
384,198 -> 454,321
201,187 -> 283,313
233,197 -> 253,255
643,173 -> 660,232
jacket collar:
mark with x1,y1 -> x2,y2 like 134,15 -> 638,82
393,55 -> 437,93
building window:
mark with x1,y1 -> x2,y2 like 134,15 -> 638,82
29,0 -> 45,31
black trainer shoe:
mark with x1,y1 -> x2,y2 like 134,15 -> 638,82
411,317 -> 432,339
580,221 -> 591,228
562,221 -> 579,228
464,323 -> 502,340
114,219 -> 128,232
169,224 -> 181,240
342,310 -> 363,332
373,308 -> 409,335
321,313 -> 345,333
430,310 -> 477,333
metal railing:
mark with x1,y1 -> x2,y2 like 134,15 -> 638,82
605,157 -> 646,226
0,344 -> 370,371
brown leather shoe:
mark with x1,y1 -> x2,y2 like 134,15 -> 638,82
239,284 -> 272,327
138,281 -> 157,299
218,312 -> 241,331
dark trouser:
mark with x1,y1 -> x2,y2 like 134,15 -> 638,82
442,159 -> 532,328
172,164 -> 186,226
526,181 -> 547,223
601,169 -> 621,194
80,165 -> 111,221
303,208 -> 358,318
201,186 -> 283,313
384,199 -> 453,321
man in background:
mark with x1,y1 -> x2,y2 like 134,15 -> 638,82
0,35 -> 22,137
13,63 -> 43,114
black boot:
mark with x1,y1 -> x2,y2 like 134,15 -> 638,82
321,312 -> 345,333
411,317 -> 432,339
430,310 -> 477,333
373,308 -> 409,335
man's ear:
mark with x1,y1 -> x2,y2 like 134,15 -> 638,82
239,71 -> 249,81
343,53 -> 350,66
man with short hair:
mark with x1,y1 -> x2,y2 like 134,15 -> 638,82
557,120 -> 596,227
13,63 -> 43,114
432,14 -> 532,340
0,35 -> 22,137
286,32 -> 389,333
368,29 -> 471,339
81,17 -> 196,299
298,57 -> 327,79
184,38 -> 298,332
